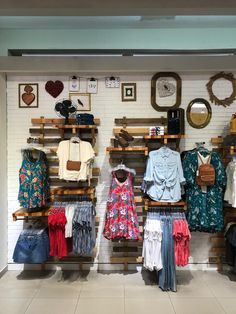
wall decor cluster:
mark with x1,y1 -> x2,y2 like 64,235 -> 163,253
69,76 -> 80,92
151,72 -> 182,112
186,98 -> 212,129
69,93 -> 91,111
121,83 -> 136,102
45,80 -> 64,98
206,72 -> 236,107
19,84 -> 38,108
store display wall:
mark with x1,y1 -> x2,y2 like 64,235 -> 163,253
7,73 -> 236,270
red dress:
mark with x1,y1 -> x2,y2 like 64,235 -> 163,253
103,171 -> 139,240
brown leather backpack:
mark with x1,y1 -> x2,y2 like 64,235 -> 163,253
196,153 -> 215,186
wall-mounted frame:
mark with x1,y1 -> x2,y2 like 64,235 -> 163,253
18,83 -> 38,108
151,72 -> 181,112
121,83 -> 136,102
206,72 -> 236,107
69,93 -> 91,111
186,98 -> 212,129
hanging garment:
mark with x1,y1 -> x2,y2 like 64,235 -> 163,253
18,150 -> 49,209
57,139 -> 95,181
224,161 -> 236,208
142,217 -> 163,271
173,219 -> 191,266
143,147 -> 185,202
13,228 -> 50,263
72,201 -> 96,255
65,204 -> 76,238
48,206 -> 68,258
103,171 -> 139,240
158,215 -> 176,292
183,149 -> 226,232
225,223 -> 236,273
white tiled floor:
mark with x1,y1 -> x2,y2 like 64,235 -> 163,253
0,269 -> 236,314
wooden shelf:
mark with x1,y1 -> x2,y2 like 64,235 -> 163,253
32,118 -> 100,126
49,167 -> 100,176
144,135 -> 185,139
144,199 -> 187,210
12,208 -> 50,221
55,124 -> 97,129
106,147 -> 148,155
50,187 -> 95,196
13,207 -> 100,222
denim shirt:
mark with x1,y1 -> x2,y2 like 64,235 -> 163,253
143,147 -> 185,202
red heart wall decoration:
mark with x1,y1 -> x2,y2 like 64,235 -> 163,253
45,80 -> 64,98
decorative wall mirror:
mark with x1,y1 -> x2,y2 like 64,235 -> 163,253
186,98 -> 212,129
206,72 -> 236,107
151,72 -> 182,112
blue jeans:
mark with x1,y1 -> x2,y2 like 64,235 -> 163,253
13,229 -> 50,263
158,217 -> 177,292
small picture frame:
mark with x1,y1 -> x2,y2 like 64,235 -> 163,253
18,83 -> 38,108
69,93 -> 91,111
121,83 -> 136,102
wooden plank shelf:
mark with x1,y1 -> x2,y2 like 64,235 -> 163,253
144,199 -> 187,210
114,117 -> 167,126
49,167 -> 100,176
13,208 -> 100,223
12,208 -> 50,221
144,135 -> 186,139
110,256 -> 143,264
56,125 -> 97,129
32,118 -> 100,126
50,187 -> 95,196
106,147 -> 148,155
113,127 -> 150,136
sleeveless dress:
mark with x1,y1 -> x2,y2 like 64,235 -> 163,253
103,171 -> 139,240
18,150 -> 49,209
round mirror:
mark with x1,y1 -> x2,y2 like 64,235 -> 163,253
186,98 -> 212,129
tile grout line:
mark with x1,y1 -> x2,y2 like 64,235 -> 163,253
168,291 -> 177,314
73,283 -> 83,314
23,283 -> 42,314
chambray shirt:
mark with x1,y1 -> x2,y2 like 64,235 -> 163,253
143,147 -> 185,202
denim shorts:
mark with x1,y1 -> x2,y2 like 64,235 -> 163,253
13,229 -> 50,263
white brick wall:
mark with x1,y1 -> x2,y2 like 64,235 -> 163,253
7,73 -> 236,270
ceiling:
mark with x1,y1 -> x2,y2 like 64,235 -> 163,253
0,0 -> 236,16
0,16 -> 236,29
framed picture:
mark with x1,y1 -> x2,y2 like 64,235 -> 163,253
18,83 -> 38,108
121,83 -> 136,101
69,93 -> 91,111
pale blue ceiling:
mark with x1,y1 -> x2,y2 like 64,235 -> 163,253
0,16 -> 236,29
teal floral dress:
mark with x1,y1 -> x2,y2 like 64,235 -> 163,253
18,150 -> 49,209
182,149 -> 226,232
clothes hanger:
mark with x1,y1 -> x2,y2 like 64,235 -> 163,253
111,160 -> 136,176
70,136 -> 81,143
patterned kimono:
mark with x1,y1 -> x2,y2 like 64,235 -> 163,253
182,149 -> 226,232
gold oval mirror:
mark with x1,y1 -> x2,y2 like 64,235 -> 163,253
187,98 -> 212,129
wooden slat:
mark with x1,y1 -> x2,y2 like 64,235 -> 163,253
106,147 -> 148,155
144,199 -> 187,210
211,137 -> 223,145
50,187 -> 95,195
114,117 -> 167,126
144,135 -> 186,139
113,127 -> 150,136
31,118 -> 100,125
56,124 -> 97,129
50,147 -> 98,155
110,256 -> 143,263
12,208 -> 50,221
12,208 -> 100,222
49,167 -> 100,176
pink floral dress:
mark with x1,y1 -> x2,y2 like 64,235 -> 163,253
103,171 -> 139,240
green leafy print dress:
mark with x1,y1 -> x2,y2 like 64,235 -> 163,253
18,150 -> 49,209
182,149 -> 226,232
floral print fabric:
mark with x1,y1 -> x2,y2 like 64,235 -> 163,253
103,171 -> 139,240
182,149 -> 226,232
18,150 -> 49,209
